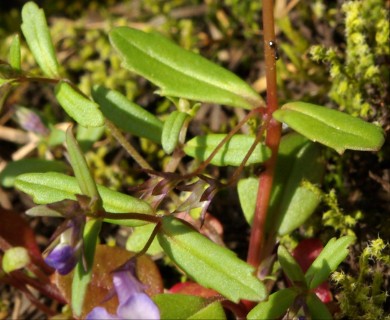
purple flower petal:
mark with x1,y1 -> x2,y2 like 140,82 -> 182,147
86,307 -> 120,320
118,293 -> 160,320
112,270 -> 144,305
45,243 -> 78,275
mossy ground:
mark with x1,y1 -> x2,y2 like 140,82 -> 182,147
0,1 -> 388,319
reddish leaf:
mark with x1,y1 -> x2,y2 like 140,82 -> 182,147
169,281 -> 219,298
292,239 -> 332,303
55,244 -> 163,318
0,207 -> 50,272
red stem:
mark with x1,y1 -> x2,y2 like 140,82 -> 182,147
247,0 -> 282,269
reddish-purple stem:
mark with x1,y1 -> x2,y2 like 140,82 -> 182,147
247,0 -> 282,269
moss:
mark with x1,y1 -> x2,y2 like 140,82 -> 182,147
332,238 -> 389,319
309,0 -> 389,118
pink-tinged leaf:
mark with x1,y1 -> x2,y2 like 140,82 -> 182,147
55,245 -> 163,319
169,282 -> 219,298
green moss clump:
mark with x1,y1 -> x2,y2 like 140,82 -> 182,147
310,0 -> 389,118
332,238 -> 389,319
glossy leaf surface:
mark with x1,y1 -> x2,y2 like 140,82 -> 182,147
277,245 -> 306,286
184,134 -> 271,166
162,110 -> 189,154
55,81 -> 104,127
247,288 -> 298,320
110,27 -> 263,110
157,216 -> 266,302
0,158 -> 67,187
238,133 -> 323,230
21,2 -> 60,77
305,236 -> 355,289
237,177 -> 258,225
306,293 -> 332,319
15,172 -> 153,226
153,294 -> 225,320
92,85 -> 163,143
66,127 -> 101,208
273,101 -> 385,154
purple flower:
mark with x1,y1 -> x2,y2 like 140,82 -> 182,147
44,216 -> 84,275
86,261 -> 160,320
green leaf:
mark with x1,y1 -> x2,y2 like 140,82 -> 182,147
273,101 -> 385,154
306,293 -> 332,319
305,236 -> 355,289
275,141 -> 323,235
15,172 -> 153,226
126,223 -> 163,256
267,133 -> 324,235
92,85 -> 162,143
237,177 -> 258,225
76,125 -> 105,152
162,110 -> 189,154
277,245 -> 306,286
247,288 -> 298,320
188,301 -> 226,319
55,81 -> 104,127
154,294 -> 225,319
2,247 -> 30,273
238,133 -> 310,226
72,219 -> 101,317
8,34 -> 21,71
109,27 -> 263,110
157,216 -> 266,302
184,134 -> 271,166
0,159 -> 67,188
66,127 -> 101,208
21,2 -> 60,77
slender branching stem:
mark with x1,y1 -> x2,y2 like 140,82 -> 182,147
105,119 -> 153,170
192,107 -> 262,176
247,0 -> 282,269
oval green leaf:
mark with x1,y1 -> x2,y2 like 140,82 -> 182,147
277,245 -> 306,286
14,172 -> 153,226
162,111 -> 189,154
305,236 -> 355,289
66,126 -> 102,211
247,288 -> 298,320
2,247 -> 30,273
8,34 -> 21,71
92,85 -> 163,143
109,27 -> 263,110
21,2 -> 60,77
306,293 -> 332,319
237,177 -> 258,225
55,81 -> 104,127
0,158 -> 67,188
157,216 -> 267,302
153,294 -> 225,320
184,134 -> 271,166
275,142 -> 324,235
76,125 -> 105,152
273,102 -> 385,154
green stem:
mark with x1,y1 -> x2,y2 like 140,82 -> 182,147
105,119 -> 153,170
247,0 -> 282,269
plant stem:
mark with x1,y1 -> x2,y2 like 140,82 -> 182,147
247,0 -> 282,269
105,119 -> 153,170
